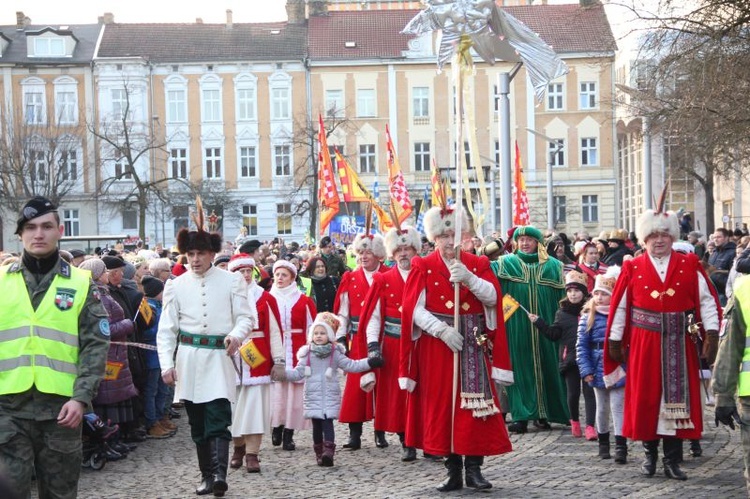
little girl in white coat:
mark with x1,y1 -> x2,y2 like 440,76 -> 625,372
284,312 -> 381,466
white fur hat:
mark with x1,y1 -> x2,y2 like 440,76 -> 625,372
272,259 -> 297,277
307,312 -> 340,344
352,233 -> 386,259
423,206 -> 470,243
228,253 -> 255,272
384,225 -> 421,258
635,209 -> 680,242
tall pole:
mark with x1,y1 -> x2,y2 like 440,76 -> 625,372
643,116 -> 653,209
499,73 -> 512,234
546,156 -> 554,232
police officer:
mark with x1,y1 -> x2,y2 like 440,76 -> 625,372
0,196 -> 110,498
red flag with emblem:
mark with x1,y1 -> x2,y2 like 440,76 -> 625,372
513,141 -> 530,226
385,124 -> 413,224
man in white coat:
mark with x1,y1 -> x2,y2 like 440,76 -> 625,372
157,223 -> 256,497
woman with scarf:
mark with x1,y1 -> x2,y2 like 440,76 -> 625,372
304,257 -> 339,313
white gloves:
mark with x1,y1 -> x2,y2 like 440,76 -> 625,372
436,323 -> 463,352
449,261 -> 475,286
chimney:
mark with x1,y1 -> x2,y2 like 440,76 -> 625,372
286,0 -> 306,25
309,0 -> 328,16
226,9 -> 233,29
16,11 -> 30,29
98,12 -> 115,25
580,0 -> 600,7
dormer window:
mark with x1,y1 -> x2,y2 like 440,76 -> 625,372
35,37 -> 64,56
26,27 -> 77,58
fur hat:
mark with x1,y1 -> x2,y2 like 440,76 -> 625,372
228,253 -> 255,272
672,241 -> 695,254
351,233 -> 386,259
423,206 -> 470,243
308,312 -> 340,344
176,196 -> 223,255
593,265 -> 620,295
272,259 -> 297,277
565,270 -> 589,294
635,210 -> 680,243
384,225 -> 421,258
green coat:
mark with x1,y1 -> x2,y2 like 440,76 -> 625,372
492,252 -> 569,424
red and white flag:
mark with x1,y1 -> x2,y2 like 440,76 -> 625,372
513,141 -> 530,226
318,115 -> 340,234
386,124 -> 413,224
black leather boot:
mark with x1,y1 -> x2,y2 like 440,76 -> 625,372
464,455 -> 492,490
212,438 -> 230,497
271,425 -> 284,447
507,420 -> 528,434
343,422 -> 362,450
641,440 -> 659,477
690,439 -> 702,458
282,428 -> 296,451
597,432 -> 611,459
663,438 -> 688,481
399,433 -> 416,462
614,436 -> 628,464
195,442 -> 214,496
436,454 -> 463,492
374,430 -> 389,448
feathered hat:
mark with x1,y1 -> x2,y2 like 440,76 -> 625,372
635,180 -> 680,242
593,265 -> 621,295
176,196 -> 223,254
384,208 -> 421,258
351,233 -> 386,259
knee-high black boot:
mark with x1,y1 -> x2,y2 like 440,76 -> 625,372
663,438 -> 688,481
212,438 -> 230,497
195,442 -> 214,496
436,454 -> 463,492
464,455 -> 492,490
343,422 -> 362,450
641,440 -> 659,477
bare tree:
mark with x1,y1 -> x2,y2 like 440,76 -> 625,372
0,109 -> 86,214
88,82 -> 171,242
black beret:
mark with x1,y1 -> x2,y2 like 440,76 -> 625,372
102,255 -> 126,270
69,249 -> 86,259
141,276 -> 165,298
320,236 -> 332,248
16,196 -> 57,235
238,239 -> 262,254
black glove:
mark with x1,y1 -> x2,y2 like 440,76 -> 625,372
715,405 -> 741,430
337,336 -> 348,355
367,356 -> 384,368
367,341 -> 382,360
608,340 -> 626,363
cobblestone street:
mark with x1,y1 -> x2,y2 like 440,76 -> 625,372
72,405 -> 746,498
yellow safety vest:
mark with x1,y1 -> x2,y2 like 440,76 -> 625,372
0,264 -> 90,397
298,275 -> 312,297
736,279 -> 750,396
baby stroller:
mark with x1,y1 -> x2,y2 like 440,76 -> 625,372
81,413 -> 119,470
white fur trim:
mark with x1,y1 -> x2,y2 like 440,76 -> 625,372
491,367 -> 514,386
245,375 -> 271,386
398,377 -> 416,392
273,259 -> 298,277
360,371 -> 376,390
228,254 -> 255,272
325,367 -> 334,379
384,226 -> 421,258
308,321 -> 336,343
635,209 -> 680,242
423,206 -> 470,242
603,365 -> 626,388
352,233 -> 386,259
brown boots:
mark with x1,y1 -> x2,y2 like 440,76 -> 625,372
230,445 -> 245,469
230,444 -> 261,473
244,454 -> 260,473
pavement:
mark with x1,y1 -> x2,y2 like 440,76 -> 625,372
70,405 -> 747,498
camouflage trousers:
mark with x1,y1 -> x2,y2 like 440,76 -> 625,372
741,400 -> 750,497
0,414 -> 81,499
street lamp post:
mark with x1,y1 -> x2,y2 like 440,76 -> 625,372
527,128 -> 563,232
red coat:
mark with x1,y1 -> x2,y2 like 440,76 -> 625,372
335,264 -> 387,423
399,251 -> 513,457
287,295 -> 316,363
603,251 -> 720,441
357,266 -> 409,433
237,290 -> 282,383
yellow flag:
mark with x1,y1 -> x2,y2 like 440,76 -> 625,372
502,294 -> 521,322
138,297 -> 153,325
240,339 -> 267,369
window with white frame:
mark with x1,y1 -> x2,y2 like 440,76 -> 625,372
581,137 -> 598,166
325,89 -> 344,118
553,196 -> 566,224
33,37 -> 64,57
274,145 -> 291,176
271,86 -> 290,120
549,139 -> 565,167
547,83 -> 564,110
413,87 -> 429,118
357,89 -> 375,117
114,155 -> 132,180
414,142 -> 430,172
30,150 -> 46,183
62,209 -> 79,236
24,91 -> 45,125
204,147 -> 222,178
582,195 -> 599,223
59,149 -> 78,181
277,203 -> 292,235
493,84 -> 500,112
111,88 -> 127,121
579,82 -> 597,109
54,84 -> 77,125
242,205 -> 258,236
122,209 -> 138,231
236,86 -> 257,121
167,89 -> 186,123
239,146 -> 257,178
202,89 -> 221,122
359,144 -> 376,173
170,148 -> 188,179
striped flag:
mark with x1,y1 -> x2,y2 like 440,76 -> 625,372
386,124 -> 413,224
513,141 -> 530,226
335,149 -> 392,232
317,115 -> 340,234
415,185 -> 429,234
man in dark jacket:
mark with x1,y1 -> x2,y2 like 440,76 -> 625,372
602,229 -> 633,266
708,228 -> 736,303
319,236 -> 348,278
